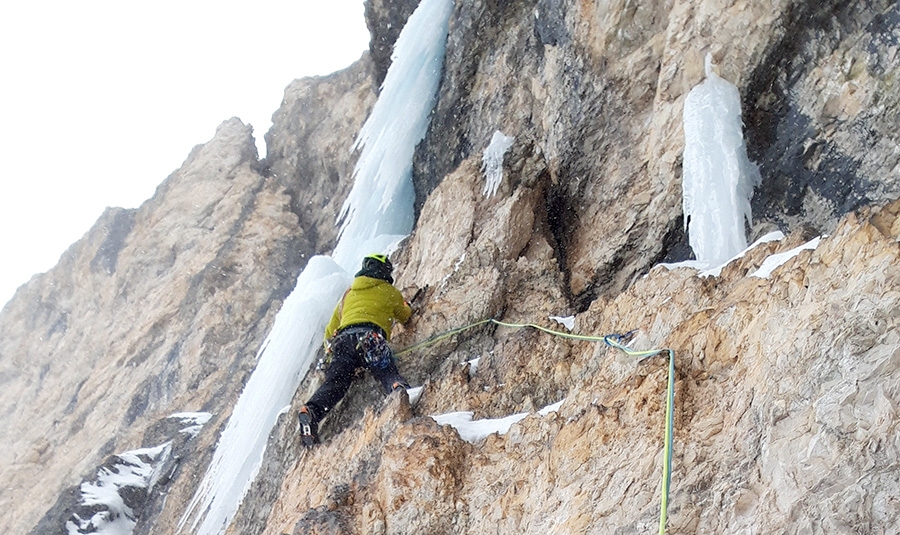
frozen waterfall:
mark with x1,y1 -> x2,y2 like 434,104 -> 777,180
177,0 -> 455,533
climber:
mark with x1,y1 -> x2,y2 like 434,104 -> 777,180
298,253 -> 413,447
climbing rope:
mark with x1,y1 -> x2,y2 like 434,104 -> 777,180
604,334 -> 675,535
395,318 -> 676,534
394,317 -> 612,357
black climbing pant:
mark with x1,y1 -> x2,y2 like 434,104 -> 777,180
305,325 -> 407,424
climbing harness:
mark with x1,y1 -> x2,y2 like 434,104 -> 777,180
358,330 -> 393,369
396,318 -> 676,535
318,326 -> 394,372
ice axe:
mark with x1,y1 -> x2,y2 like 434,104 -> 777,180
407,285 -> 429,307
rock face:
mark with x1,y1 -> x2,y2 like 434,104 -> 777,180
254,178 -> 900,535
4,0 -> 900,534
265,56 -> 376,255
0,118 -> 303,535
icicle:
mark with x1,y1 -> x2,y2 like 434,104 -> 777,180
482,131 -> 515,197
682,53 -> 760,266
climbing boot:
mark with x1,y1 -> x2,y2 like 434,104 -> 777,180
298,405 -> 319,447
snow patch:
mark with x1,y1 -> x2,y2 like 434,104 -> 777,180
168,412 -> 213,438
168,412 -> 212,425
66,443 -> 171,535
465,357 -> 481,377
432,411 -> 528,443
406,386 -> 424,406
538,399 -> 565,416
481,131 -> 515,197
751,237 -> 822,278
432,400 -> 565,444
659,231 -> 785,277
549,315 -> 575,331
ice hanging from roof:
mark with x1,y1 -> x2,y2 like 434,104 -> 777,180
682,54 -> 760,266
178,0 -> 454,533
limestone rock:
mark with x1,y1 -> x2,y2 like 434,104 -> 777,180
0,118 -> 308,534
265,56 -> 376,255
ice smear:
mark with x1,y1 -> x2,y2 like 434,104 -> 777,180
682,54 -> 760,265
481,131 -> 515,197
750,237 -> 821,278
179,1 -> 454,533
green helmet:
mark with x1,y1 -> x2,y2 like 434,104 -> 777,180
359,253 -> 394,282
364,253 -> 390,265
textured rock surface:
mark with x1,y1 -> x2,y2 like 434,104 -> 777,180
416,0 -> 900,303
4,0 -> 900,534
258,197 -> 900,535
0,119 -> 306,535
265,56 -> 376,256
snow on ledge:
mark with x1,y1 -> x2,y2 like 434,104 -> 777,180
66,443 -> 172,535
168,411 -> 213,438
431,400 -> 564,444
658,231 -> 785,277
656,232 -> 823,280
549,315 -> 575,331
750,236 -> 821,278
406,386 -> 424,406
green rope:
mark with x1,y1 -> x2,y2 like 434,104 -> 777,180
604,336 -> 675,535
395,318 -> 675,533
394,317 -> 609,357
393,318 -> 495,356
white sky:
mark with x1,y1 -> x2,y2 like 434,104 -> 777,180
0,0 -> 369,308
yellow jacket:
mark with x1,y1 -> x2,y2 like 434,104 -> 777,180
325,276 -> 412,341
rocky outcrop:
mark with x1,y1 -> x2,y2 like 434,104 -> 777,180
264,55 -> 376,256
5,0 -> 900,533
0,119 -> 303,534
